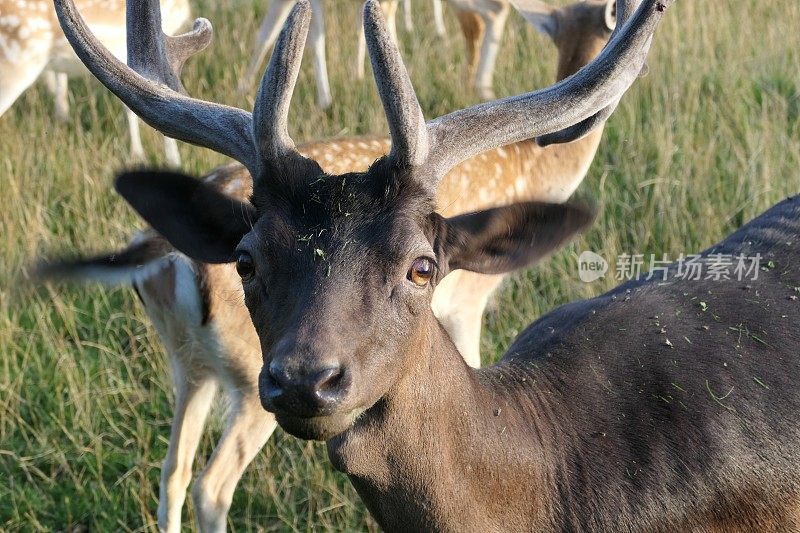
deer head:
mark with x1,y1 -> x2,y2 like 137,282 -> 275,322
55,0 -> 672,440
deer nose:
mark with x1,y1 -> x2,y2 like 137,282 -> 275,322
261,360 -> 351,415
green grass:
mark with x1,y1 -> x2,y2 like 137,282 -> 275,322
1,0 -> 799,530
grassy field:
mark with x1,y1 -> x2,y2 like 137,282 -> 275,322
1,0 -> 799,530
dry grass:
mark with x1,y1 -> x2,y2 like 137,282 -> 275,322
1,0 -> 798,530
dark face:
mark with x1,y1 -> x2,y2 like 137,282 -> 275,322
113,161 -> 594,441
236,160 -> 443,440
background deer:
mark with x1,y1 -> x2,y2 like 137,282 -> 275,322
401,0 -> 447,36
239,0 -> 398,108
239,0 -> 520,106
46,0 -> 625,529
70,1 -> 800,530
0,0 -> 188,165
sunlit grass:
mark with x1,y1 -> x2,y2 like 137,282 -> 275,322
1,0 -> 799,530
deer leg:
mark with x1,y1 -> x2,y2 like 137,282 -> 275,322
455,9 -> 485,92
308,0 -> 332,109
125,107 -> 146,161
433,0 -> 447,37
383,1 -> 400,45
157,362 -> 218,533
356,7 -> 367,80
163,136 -> 181,167
47,72 -> 70,122
240,0 -> 296,94
43,71 -> 58,94
475,2 -> 510,100
192,393 -> 278,533
402,0 -> 413,30
431,270 -> 506,368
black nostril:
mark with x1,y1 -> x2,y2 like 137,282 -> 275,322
311,366 -> 349,406
262,360 -> 350,413
313,367 -> 343,392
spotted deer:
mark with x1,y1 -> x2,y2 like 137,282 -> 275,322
0,0 -> 189,165
57,0 -> 800,530
42,0 -> 624,530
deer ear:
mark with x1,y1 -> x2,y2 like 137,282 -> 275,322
115,170 -> 257,264
438,202 -> 595,276
511,0 -> 558,38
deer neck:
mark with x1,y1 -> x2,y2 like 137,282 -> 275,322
326,310 -> 557,532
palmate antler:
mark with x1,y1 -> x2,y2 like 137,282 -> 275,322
54,0 -> 674,194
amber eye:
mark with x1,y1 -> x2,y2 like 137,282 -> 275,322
236,251 -> 255,281
407,257 -> 435,287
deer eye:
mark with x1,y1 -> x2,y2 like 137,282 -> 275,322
236,251 -> 255,281
407,257 -> 435,287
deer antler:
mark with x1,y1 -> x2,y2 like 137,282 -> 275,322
54,0 -> 313,180
253,0 -> 311,164
126,0 -> 212,95
536,0 -> 643,147
364,0 -> 673,186
363,0 -> 429,167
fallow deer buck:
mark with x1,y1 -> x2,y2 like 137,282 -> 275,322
57,0 -> 784,531
43,0 -> 622,529
0,0 -> 189,165
46,2 -> 632,530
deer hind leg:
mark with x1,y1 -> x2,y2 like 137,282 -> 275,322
432,270 -> 506,368
455,9 -> 485,92
308,0 -> 332,109
475,1 -> 510,100
192,393 -> 278,533
240,0 -> 296,93
157,360 -> 218,533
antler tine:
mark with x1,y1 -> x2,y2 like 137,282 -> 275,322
363,0 -> 429,169
54,0 -> 258,175
423,0 -> 674,181
127,0 -> 212,95
536,0 -> 641,147
166,20 -> 213,90
253,0 -> 311,166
